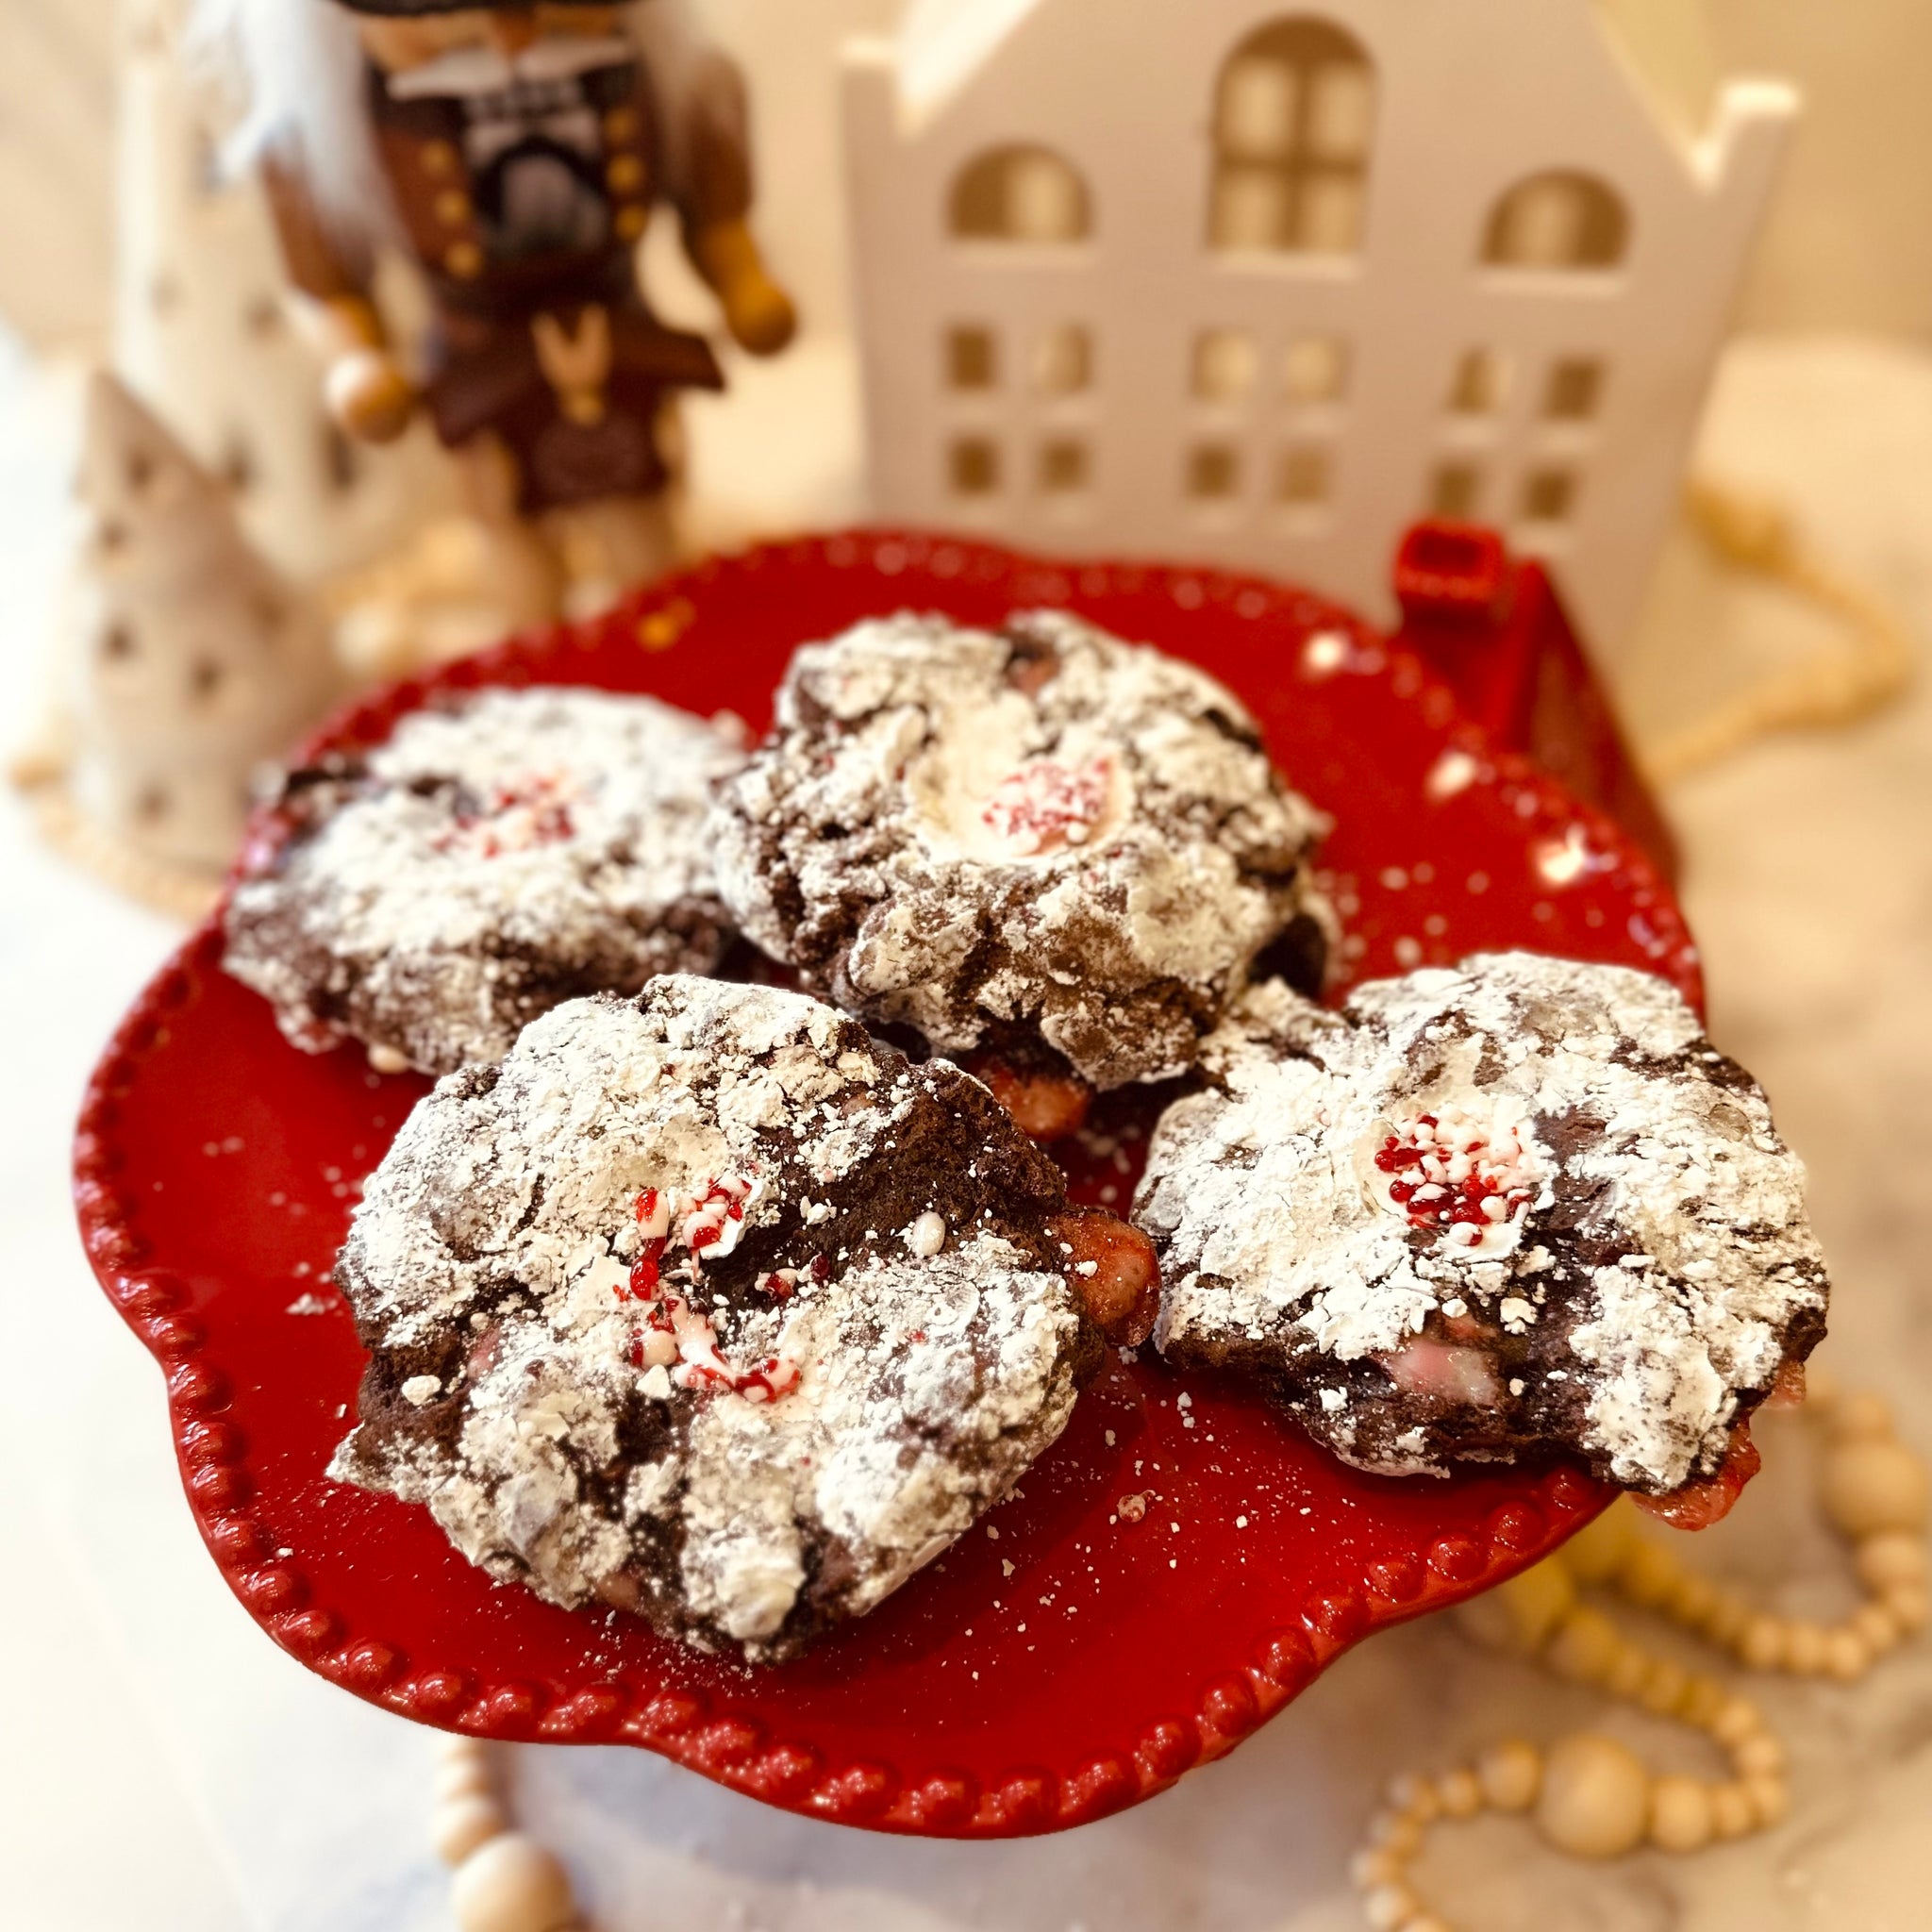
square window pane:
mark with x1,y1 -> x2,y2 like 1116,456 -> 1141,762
947,325 -> 996,391
1035,325 -> 1091,395
1293,171 -> 1365,254
1040,439 -> 1090,493
1194,329 -> 1257,402
950,438 -> 1000,496
1211,168 -> 1291,249
1008,154 -> 1084,242
1220,56 -> 1301,158
1188,444 -> 1241,500
1285,335 -> 1348,404
1306,63 -> 1374,161
1521,467 -> 1578,524
1544,357 -> 1605,420
1501,180 -> 1586,268
1276,443 -> 1332,506
1448,348 -> 1511,416
1431,462 -> 1482,519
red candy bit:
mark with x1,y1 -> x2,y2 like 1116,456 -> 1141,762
1634,1417 -> 1763,1532
617,1240 -> 664,1301
609,1169 -> 801,1403
1051,1209 -> 1160,1346
969,1055 -> 1092,1143
680,1173 -> 757,1259
430,771 -> 577,859
735,1357 -> 802,1404
1764,1357 -> 1808,1411
980,756 -> 1111,856
1374,1104 -> 1541,1246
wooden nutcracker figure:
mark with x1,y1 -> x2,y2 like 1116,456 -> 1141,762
208,0 -> 794,615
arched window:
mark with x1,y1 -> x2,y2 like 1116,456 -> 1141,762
1207,18 -> 1375,256
950,145 -> 1092,243
1483,171 -> 1629,271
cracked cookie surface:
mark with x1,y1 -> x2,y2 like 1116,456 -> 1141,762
225,686 -> 745,1074
329,975 -> 1104,1660
1136,953 -> 1829,1496
708,609 -> 1333,1090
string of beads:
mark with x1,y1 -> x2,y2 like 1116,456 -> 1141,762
1349,1377 -> 1928,1931
429,1737 -> 588,1932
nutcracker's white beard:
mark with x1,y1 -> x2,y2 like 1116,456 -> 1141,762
187,0 -> 719,258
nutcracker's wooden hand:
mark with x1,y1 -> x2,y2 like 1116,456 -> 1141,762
294,294 -> 420,444
325,352 -> 419,444
691,218 -> 798,357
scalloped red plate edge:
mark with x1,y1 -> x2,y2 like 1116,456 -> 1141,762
67,530 -> 1684,1838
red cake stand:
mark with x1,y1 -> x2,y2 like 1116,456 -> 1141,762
74,531 -> 1698,1840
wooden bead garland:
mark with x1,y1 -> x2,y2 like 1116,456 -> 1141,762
1351,1379 -> 1928,1929
429,1738 -> 587,1932
411,1381 -> 1923,1932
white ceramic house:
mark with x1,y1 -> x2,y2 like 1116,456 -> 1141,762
842,0 -> 1795,651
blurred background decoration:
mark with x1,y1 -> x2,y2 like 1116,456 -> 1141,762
0,2 -> 1923,677
0,0 -> 1918,904
846,0 -> 1790,656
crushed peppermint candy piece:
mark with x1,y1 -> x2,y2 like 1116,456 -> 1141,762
980,756 -> 1112,856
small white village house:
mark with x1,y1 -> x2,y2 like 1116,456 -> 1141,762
841,0 -> 1795,651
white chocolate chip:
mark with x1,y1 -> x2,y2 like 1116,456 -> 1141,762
907,1210 -> 946,1257
401,1375 -> 442,1406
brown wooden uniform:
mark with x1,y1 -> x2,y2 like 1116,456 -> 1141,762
264,42 -> 751,514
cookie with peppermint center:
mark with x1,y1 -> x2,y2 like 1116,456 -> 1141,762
225,686 -> 746,1075
1136,953 -> 1828,1508
329,974 -> 1154,1661
708,610 -> 1333,1101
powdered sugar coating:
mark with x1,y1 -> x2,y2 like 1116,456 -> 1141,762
224,687 -> 746,1074
708,610 -> 1334,1089
329,975 -> 1096,1660
1138,953 -> 1828,1494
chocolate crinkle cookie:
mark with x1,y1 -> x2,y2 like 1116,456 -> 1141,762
329,974 -> 1155,1662
1136,952 -> 1829,1504
708,609 -> 1334,1091
224,687 -> 746,1075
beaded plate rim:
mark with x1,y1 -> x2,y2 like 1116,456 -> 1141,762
73,529 -> 1692,1838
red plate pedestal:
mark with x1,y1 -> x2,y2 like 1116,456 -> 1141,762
74,532 -> 1698,1839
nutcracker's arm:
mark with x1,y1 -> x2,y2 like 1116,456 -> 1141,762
651,33 -> 796,357
262,152 -> 419,445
